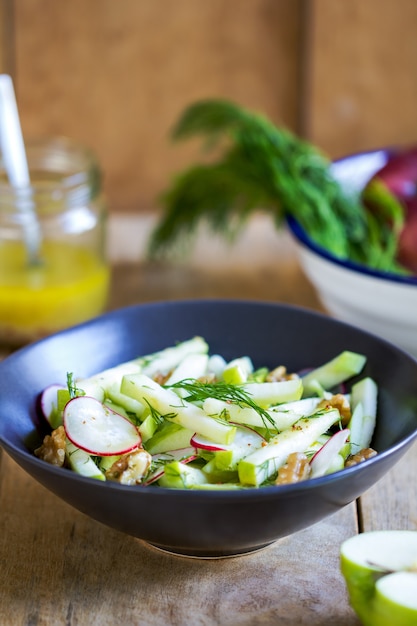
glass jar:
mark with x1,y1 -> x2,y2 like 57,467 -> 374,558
0,136 -> 110,347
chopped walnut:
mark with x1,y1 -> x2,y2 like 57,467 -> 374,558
275,452 -> 311,485
105,448 -> 152,485
153,371 -> 172,385
198,373 -> 216,384
345,447 -> 377,467
34,425 -> 66,467
317,394 -> 351,425
266,366 -> 299,382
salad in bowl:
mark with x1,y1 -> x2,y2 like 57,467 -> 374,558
1,300 -> 416,557
34,335 -> 377,490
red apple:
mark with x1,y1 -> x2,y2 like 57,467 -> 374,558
373,148 -> 417,201
366,147 -> 417,274
398,196 -> 417,274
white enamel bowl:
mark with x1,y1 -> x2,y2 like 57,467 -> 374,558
288,149 -> 417,357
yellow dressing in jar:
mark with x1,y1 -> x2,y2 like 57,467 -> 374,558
0,137 -> 110,346
0,241 -> 109,342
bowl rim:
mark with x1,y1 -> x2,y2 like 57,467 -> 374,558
286,147 -> 417,288
1,298 -> 417,499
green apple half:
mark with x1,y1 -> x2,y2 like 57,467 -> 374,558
340,531 -> 417,626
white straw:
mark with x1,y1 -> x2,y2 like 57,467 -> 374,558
0,74 -> 41,265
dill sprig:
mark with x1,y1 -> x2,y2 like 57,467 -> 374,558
166,378 -> 276,429
142,398 -> 176,426
149,99 -> 404,273
66,372 -> 85,399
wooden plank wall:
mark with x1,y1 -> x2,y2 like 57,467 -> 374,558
0,0 -> 416,215
306,0 -> 417,158
0,0 -> 13,75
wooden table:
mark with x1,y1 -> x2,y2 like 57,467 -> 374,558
1,253 -> 416,626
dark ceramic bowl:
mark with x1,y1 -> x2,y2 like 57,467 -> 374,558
1,300 -> 417,558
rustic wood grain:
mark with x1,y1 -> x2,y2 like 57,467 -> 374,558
2,0 -> 416,218
0,0 -> 14,74
306,0 -> 417,157
12,0 -> 302,214
107,256 -> 323,313
0,454 -> 359,626
359,440 -> 417,532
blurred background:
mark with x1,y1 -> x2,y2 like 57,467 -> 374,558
1,0 -> 417,241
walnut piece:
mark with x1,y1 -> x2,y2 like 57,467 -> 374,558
317,393 -> 351,425
34,425 -> 66,467
106,449 -> 152,485
275,452 -> 311,485
345,447 -> 377,467
153,371 -> 172,385
197,373 -> 216,384
266,366 -> 299,382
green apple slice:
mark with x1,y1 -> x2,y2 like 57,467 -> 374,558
222,356 -> 253,384
340,531 -> 417,626
375,572 -> 417,618
301,350 -> 366,397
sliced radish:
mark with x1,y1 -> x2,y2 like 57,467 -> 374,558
63,396 -> 141,456
191,423 -> 265,453
225,422 -> 266,449
310,429 -> 350,478
38,383 -> 66,427
190,433 -> 227,451
144,447 -> 198,484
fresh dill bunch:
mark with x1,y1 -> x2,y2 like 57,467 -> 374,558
148,99 -> 403,272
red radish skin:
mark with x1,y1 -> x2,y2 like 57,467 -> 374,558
38,383 -> 65,426
310,429 -> 350,478
145,447 -> 198,485
191,423 -> 265,453
190,434 -> 227,451
64,396 -> 141,456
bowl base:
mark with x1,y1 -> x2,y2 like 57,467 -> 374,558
143,540 -> 277,560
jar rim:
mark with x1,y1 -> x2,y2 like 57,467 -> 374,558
0,136 -> 100,209
0,134 -> 98,181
